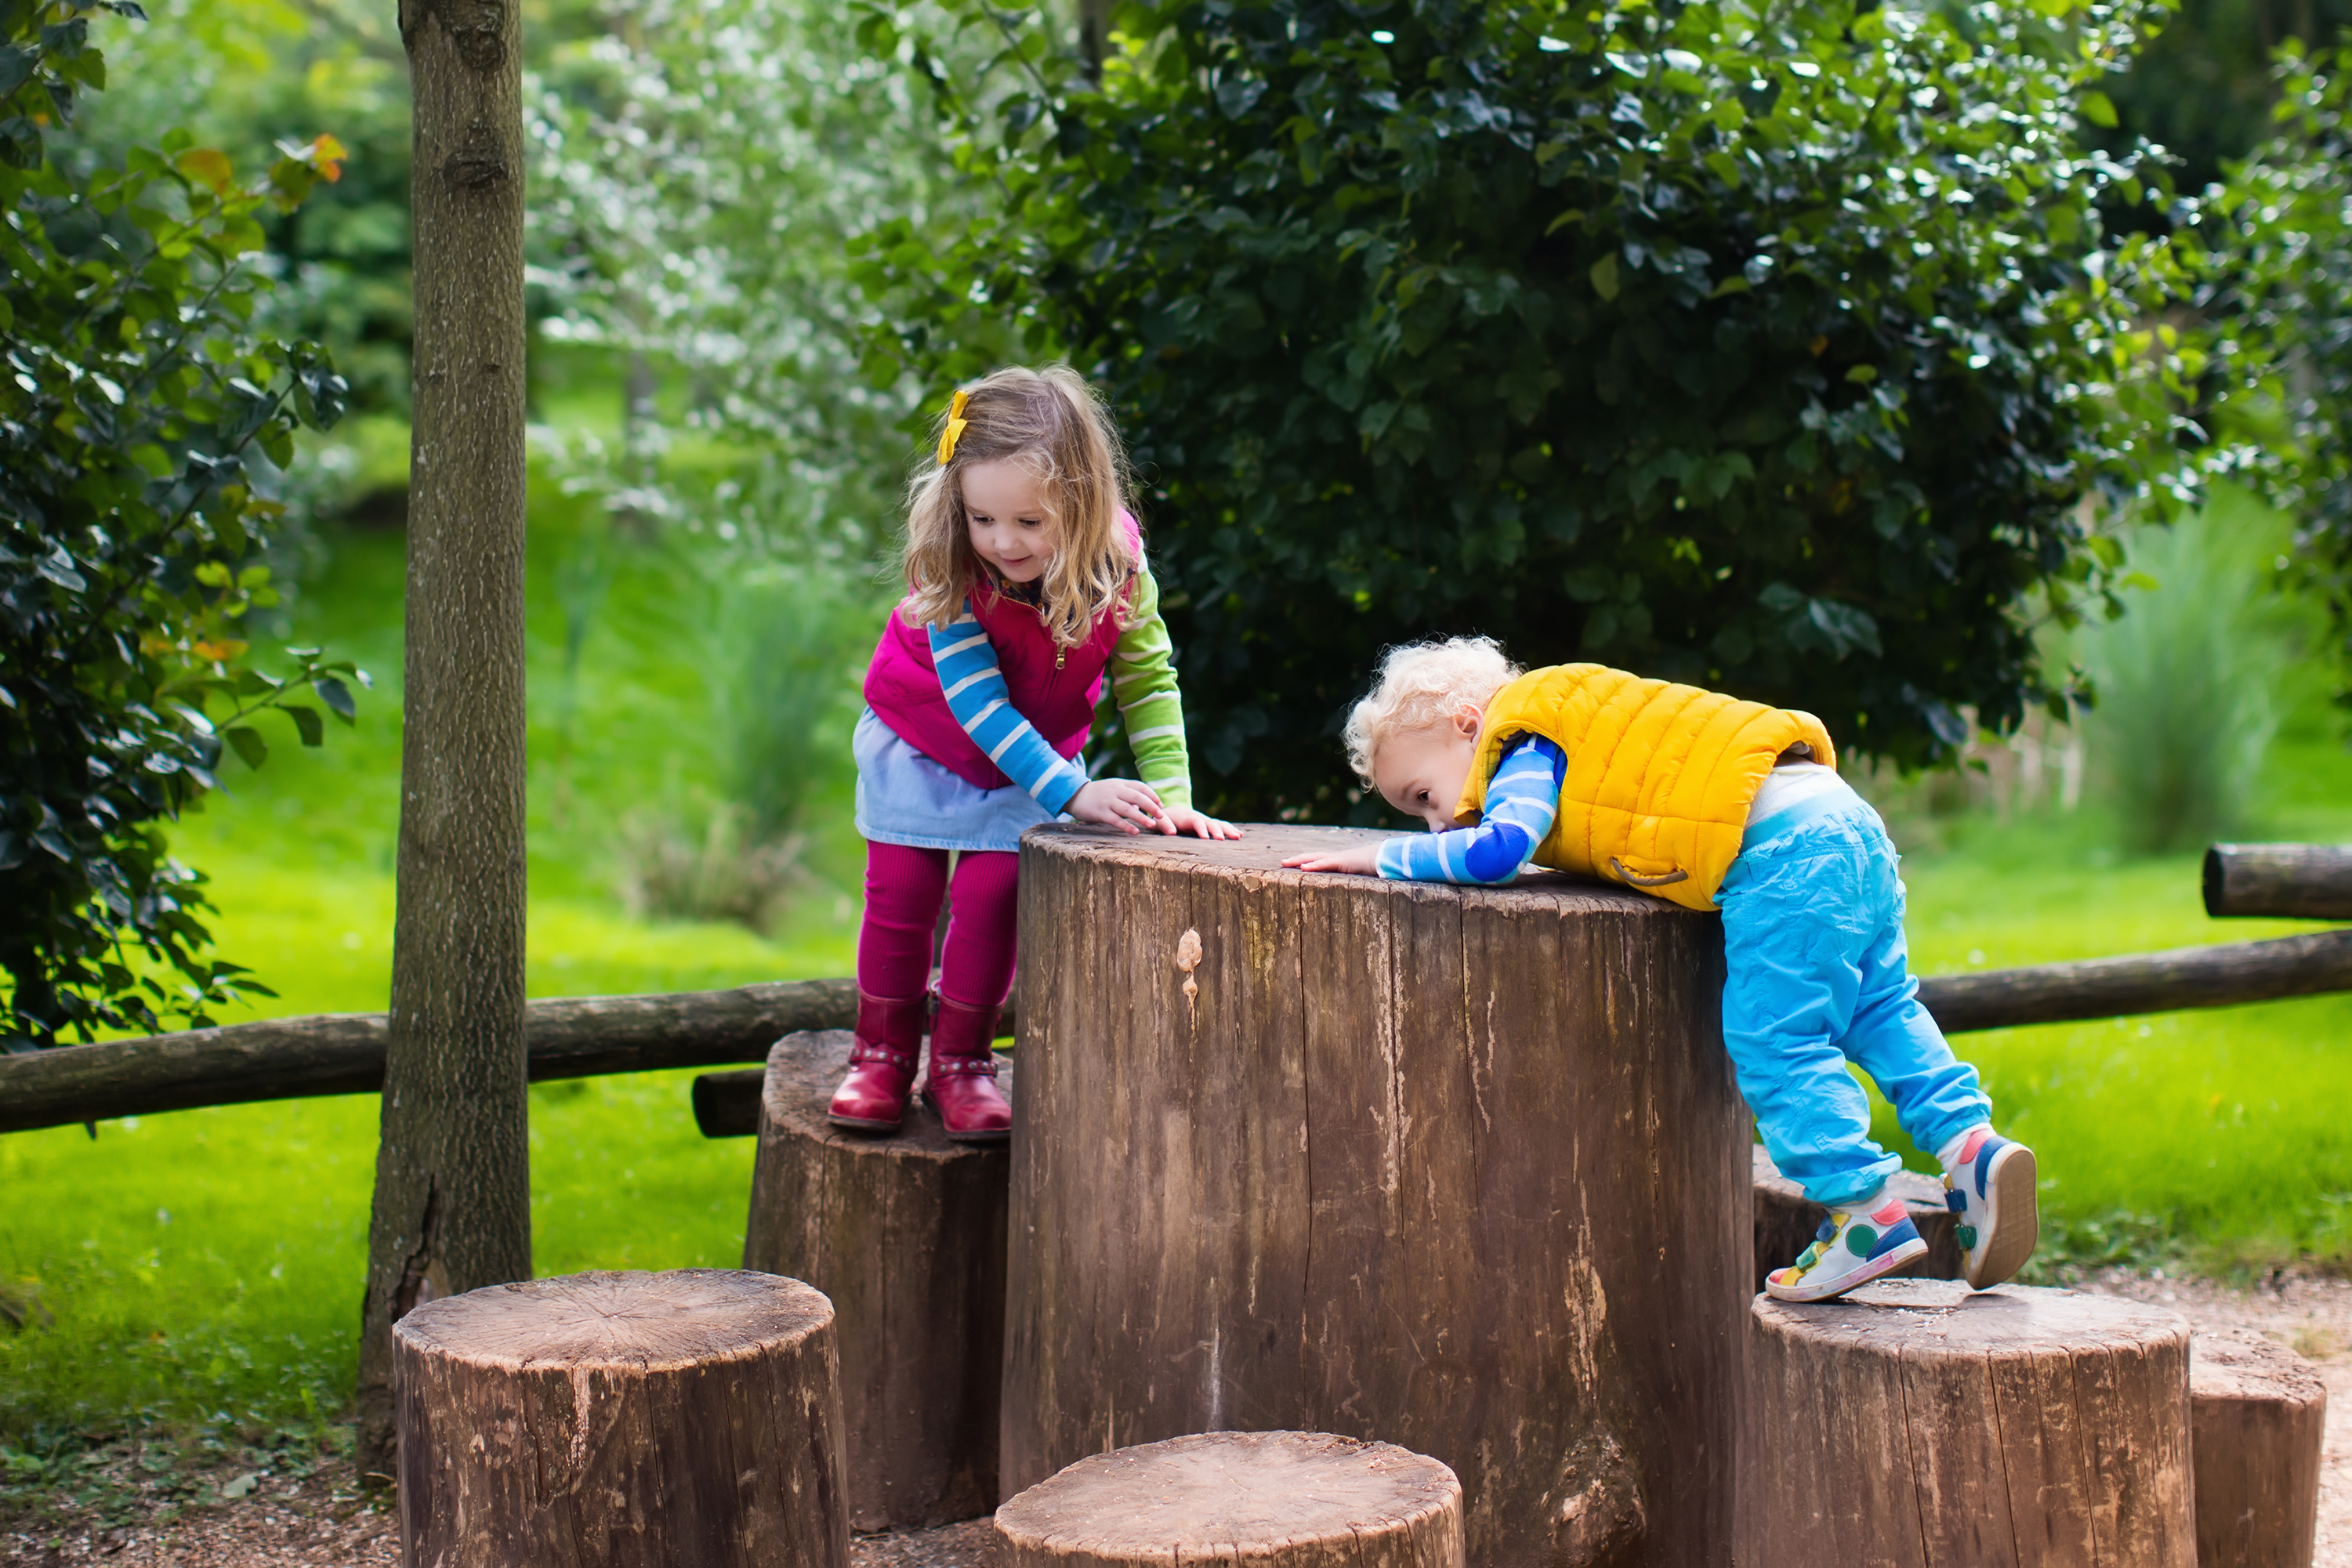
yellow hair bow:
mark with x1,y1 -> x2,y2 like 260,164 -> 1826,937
936,389 -> 969,465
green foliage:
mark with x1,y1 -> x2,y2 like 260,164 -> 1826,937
2092,0 -> 2352,192
2191,41 -> 2352,715
853,0 -> 2205,817
2069,491 -> 2307,852
0,1 -> 353,1048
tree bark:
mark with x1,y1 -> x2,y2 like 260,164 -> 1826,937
1912,928 -> 2352,1033
393,1269 -> 848,1568
742,1031 -> 1011,1531
2189,1328 -> 2326,1568
2202,842 -> 2352,920
1741,1279 -> 2195,1567
994,1431 -> 1464,1568
1006,824 -> 1745,1568
1749,1146 -> 1963,1293
357,0 -> 531,1486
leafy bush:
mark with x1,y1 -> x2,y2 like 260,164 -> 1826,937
854,0 -> 2203,817
2194,41 -> 2352,717
1,1 -> 353,1048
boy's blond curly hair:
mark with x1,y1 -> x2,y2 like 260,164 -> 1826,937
1343,636 -> 1523,785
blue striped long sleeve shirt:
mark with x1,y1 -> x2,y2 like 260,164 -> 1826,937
927,604 -> 1090,815
1375,734 -> 1567,884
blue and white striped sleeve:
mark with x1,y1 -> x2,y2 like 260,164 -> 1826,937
1375,734 -> 1565,885
928,603 -> 1088,815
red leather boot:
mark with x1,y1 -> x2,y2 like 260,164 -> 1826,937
923,993 -> 1011,1143
828,988 -> 926,1132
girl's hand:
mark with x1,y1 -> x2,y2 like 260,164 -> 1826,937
1280,843 -> 1384,876
1069,777 -> 1172,835
1157,807 -> 1244,842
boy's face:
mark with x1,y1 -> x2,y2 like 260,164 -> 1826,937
962,458 -> 1056,585
1373,704 -> 1484,832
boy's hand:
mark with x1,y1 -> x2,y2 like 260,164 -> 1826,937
1279,843 -> 1384,876
1069,778 -> 1172,835
1157,807 -> 1245,841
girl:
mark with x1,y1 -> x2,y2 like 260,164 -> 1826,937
835,365 -> 1240,1140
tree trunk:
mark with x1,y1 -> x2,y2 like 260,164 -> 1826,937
1741,1279 -> 2195,1567
357,0 -> 531,1485
2202,842 -> 2352,920
393,1269 -> 848,1568
1912,928 -> 2352,1033
2189,1328 -> 2326,1568
742,1031 -> 1011,1531
1006,824 -> 1746,1568
994,1431 -> 1463,1568
1749,1146 -> 1963,1293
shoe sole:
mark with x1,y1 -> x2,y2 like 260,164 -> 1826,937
1764,1236 -> 1930,1303
828,1113 -> 904,1132
1966,1143 -> 2039,1290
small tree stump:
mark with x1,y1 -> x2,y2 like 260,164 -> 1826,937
393,1269 -> 848,1568
1750,1146 -> 1963,1291
994,1431 -> 1464,1568
742,1030 -> 1009,1531
2189,1328 -> 2326,1568
1741,1279 -> 2194,1568
1009,824 -> 1746,1567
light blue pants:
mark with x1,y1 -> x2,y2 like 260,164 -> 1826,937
1716,795 -> 1992,1207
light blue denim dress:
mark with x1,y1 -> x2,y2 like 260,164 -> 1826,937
852,707 -> 1060,853
1716,776 -> 1994,1207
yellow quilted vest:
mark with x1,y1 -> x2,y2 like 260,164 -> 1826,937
1454,664 -> 1838,912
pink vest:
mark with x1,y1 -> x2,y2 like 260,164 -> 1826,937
863,513 -> 1142,793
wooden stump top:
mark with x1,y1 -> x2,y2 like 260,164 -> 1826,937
1024,822 -> 1689,916
2191,1326 -> 2328,1407
760,1030 -> 1008,1160
995,1431 -> 1460,1562
1752,1276 -> 2192,1356
393,1268 -> 832,1374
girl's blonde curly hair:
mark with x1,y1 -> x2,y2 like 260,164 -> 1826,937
900,364 -> 1134,648
1343,636 -> 1524,784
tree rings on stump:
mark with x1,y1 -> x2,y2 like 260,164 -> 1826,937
743,1030 -> 1009,1530
393,1269 -> 847,1568
995,1430 -> 1463,1568
1008,824 -> 1746,1567
2189,1327 -> 2326,1568
1742,1278 -> 2194,1568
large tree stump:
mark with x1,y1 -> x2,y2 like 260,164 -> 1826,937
743,1030 -> 1009,1531
393,1269 -> 848,1568
2189,1328 -> 2326,1568
1741,1279 -> 2194,1568
1007,824 -> 1747,1568
994,1431 -> 1464,1568
1750,1146 -> 1964,1291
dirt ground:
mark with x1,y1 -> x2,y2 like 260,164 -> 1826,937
3,1269 -> 2344,1568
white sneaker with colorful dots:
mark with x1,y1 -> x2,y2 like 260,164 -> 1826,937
1764,1190 -> 1930,1303
1941,1128 -> 2038,1290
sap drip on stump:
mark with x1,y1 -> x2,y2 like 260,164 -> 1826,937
1006,824 -> 1748,1568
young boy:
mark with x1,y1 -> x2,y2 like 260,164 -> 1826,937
1281,638 -> 2037,1302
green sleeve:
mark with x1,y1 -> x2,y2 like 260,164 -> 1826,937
1110,566 -> 1194,810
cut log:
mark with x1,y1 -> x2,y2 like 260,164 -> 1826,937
1007,824 -> 1746,1568
695,1067 -> 766,1138
392,1268 -> 848,1568
742,1031 -> 1009,1532
1741,1278 -> 2194,1568
2203,842 -> 2352,920
2189,1328 -> 2326,1568
1749,1146 -> 1962,1292
0,982 -> 1019,1137
994,1431 -> 1463,1568
1913,928 -> 2352,1034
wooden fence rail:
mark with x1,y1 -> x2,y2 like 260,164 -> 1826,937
5,932 -> 2350,1139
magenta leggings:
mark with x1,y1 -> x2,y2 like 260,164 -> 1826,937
857,842 -> 1020,1009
